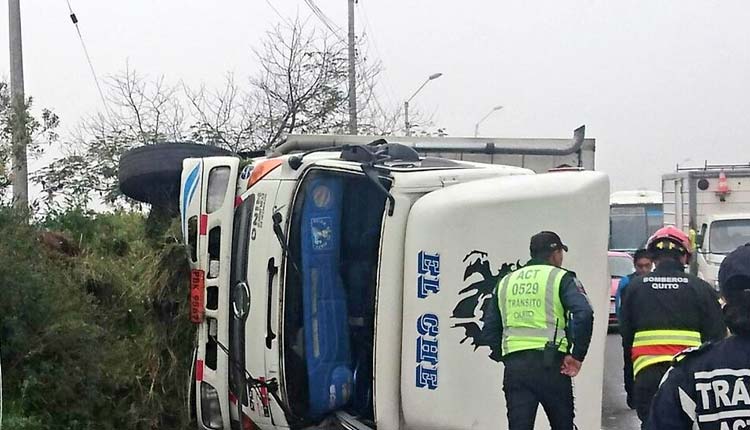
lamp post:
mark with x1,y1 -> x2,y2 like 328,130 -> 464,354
404,72 -> 442,136
474,105 -> 503,137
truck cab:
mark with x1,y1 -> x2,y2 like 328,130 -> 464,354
127,128 -> 610,430
695,214 -> 750,288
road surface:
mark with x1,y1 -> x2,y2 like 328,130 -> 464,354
601,333 -> 640,430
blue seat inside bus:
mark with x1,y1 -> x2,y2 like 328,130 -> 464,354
300,176 -> 353,417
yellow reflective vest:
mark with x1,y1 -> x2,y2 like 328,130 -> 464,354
496,265 -> 569,356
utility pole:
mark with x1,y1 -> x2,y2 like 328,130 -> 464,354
347,0 -> 357,135
8,0 -> 28,208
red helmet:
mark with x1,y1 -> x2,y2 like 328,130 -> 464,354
646,226 -> 692,256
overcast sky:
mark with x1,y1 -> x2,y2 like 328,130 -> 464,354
2,1 -> 750,193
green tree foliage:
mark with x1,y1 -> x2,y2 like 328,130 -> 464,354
0,81 -> 59,198
0,206 -> 196,429
31,63 -> 187,208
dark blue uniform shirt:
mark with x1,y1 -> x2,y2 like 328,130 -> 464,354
648,335 -> 750,430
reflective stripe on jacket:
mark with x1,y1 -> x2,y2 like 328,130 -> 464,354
632,329 -> 701,376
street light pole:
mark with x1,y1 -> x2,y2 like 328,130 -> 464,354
474,105 -> 503,137
404,72 -> 442,136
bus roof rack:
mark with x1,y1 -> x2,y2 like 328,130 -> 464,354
268,126 -> 589,158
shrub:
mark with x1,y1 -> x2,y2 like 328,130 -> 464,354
0,206 -> 195,429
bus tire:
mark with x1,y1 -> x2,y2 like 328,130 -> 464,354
118,143 -> 233,208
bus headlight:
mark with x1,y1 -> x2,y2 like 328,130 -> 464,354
200,382 -> 224,429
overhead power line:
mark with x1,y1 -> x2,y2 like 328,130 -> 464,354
307,0 -> 342,31
356,1 -> 398,108
302,0 -> 346,43
265,0 -> 294,26
63,0 -> 111,117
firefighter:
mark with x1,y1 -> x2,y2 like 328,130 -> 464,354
615,248 -> 654,409
620,226 -> 726,429
647,243 -> 750,429
482,231 -> 594,430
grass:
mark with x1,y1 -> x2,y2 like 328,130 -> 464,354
0,206 -> 196,429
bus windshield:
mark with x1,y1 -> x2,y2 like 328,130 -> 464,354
609,204 -> 663,251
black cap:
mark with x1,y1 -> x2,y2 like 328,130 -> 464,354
530,231 -> 569,255
719,243 -> 750,294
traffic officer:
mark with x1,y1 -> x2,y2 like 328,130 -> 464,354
620,226 -> 726,429
482,231 -> 594,430
647,243 -> 750,429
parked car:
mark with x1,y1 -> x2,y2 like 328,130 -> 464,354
608,251 -> 633,328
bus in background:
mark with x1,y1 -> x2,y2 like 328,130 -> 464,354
609,190 -> 663,253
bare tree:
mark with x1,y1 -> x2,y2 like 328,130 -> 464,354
250,19 -> 350,147
35,18 -> 444,210
34,67 -> 188,208
104,64 -> 187,145
184,18 -> 390,151
184,74 -> 257,152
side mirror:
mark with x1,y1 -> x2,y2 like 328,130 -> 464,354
690,224 -> 708,249
696,223 -> 708,250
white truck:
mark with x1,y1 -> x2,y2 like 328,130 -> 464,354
662,164 -> 750,289
119,127 -> 610,430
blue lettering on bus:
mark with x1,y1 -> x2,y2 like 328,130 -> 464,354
416,313 -> 439,390
417,251 -> 440,298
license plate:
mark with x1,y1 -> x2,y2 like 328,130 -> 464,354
609,301 -> 616,314
190,269 -> 205,323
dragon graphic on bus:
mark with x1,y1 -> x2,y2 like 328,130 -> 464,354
451,250 -> 524,362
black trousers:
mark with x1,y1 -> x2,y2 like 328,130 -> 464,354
633,363 -> 670,430
502,351 -> 575,430
622,345 -> 634,407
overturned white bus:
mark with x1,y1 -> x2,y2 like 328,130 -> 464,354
118,127 -> 610,430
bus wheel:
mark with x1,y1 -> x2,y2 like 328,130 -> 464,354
118,143 -> 233,211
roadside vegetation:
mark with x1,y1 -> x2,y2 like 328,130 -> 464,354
0,207 -> 194,429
